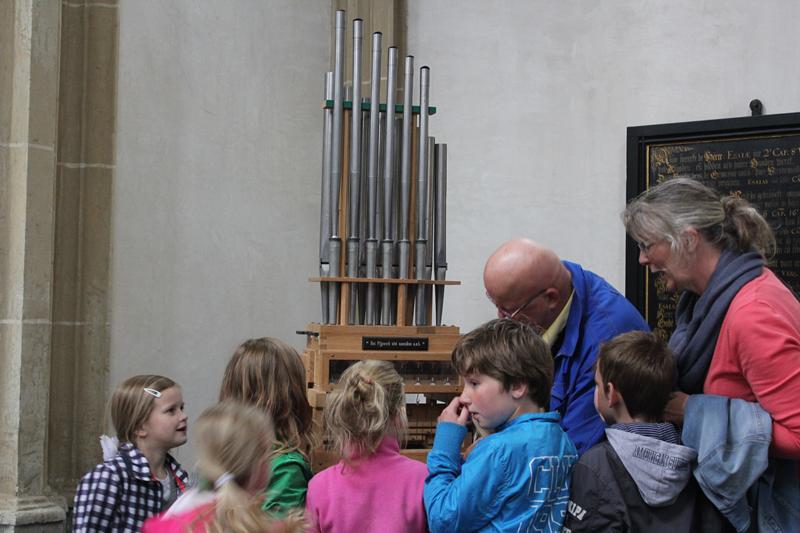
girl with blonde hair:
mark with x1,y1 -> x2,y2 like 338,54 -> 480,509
305,360 -> 428,533
143,401 -> 306,532
218,337 -> 316,515
73,374 -> 190,532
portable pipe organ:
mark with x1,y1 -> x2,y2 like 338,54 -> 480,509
302,10 -> 467,470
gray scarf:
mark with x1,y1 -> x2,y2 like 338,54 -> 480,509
668,249 -> 763,394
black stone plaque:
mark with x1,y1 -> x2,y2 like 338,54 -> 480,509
626,112 -> 800,341
362,336 -> 429,351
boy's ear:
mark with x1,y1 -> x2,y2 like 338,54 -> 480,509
606,382 -> 621,407
509,380 -> 528,400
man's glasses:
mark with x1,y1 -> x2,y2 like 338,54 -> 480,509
486,287 -> 548,319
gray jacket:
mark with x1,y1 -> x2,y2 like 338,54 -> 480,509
563,424 -> 702,532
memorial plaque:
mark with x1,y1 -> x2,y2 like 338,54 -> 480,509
626,112 -> 800,340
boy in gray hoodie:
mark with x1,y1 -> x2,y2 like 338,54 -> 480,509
562,331 -> 702,532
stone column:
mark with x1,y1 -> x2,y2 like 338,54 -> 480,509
0,0 -> 67,531
47,0 -> 116,504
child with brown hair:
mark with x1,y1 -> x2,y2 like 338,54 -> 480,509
218,337 -> 315,516
142,401 -> 305,533
305,360 -> 429,533
424,318 -> 577,533
72,374 -> 190,532
563,331 -> 701,532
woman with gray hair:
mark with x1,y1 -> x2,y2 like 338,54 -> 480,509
624,177 -> 799,452
623,177 -> 800,530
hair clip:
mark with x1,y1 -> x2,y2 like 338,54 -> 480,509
143,387 -> 162,398
214,471 -> 235,489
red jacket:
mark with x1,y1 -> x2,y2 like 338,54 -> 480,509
704,268 -> 800,458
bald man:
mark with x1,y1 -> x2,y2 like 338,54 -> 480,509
484,239 -> 648,454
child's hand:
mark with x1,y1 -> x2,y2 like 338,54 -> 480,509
438,396 -> 470,426
664,391 -> 690,426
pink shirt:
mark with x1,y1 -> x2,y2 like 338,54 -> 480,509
704,268 -> 800,458
142,502 -> 215,533
143,500 -> 289,533
306,437 -> 429,533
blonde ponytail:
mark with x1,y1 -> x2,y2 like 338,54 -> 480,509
324,360 -> 407,460
192,402 -> 307,533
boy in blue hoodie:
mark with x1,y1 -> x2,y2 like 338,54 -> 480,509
563,331 -> 702,532
424,318 -> 578,533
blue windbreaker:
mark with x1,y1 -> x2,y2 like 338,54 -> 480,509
424,412 -> 577,533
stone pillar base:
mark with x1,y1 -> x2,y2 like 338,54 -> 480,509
0,496 -> 66,532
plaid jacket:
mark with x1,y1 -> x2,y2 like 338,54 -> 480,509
72,442 -> 189,532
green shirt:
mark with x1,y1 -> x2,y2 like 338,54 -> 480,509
262,449 -> 313,516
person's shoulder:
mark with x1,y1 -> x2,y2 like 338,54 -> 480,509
527,416 -> 580,460
143,503 -> 214,533
271,450 -> 313,482
511,412 -> 573,440
307,461 -> 342,489
394,454 -> 429,476
564,261 -> 612,290
74,456 -> 128,512
576,440 -> 614,470
308,462 -> 335,480
80,455 -> 127,483
142,515 -> 185,533
569,442 -> 621,498
479,417 -> 554,457
464,431 -> 508,464
724,269 -> 800,332
582,283 -> 648,335
272,449 -> 310,468
732,269 -> 800,309
566,262 -> 641,312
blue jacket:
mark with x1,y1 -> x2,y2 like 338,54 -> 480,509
682,394 -> 800,533
554,261 -> 649,454
424,412 -> 577,533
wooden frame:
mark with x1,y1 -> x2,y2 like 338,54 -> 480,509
302,323 -> 462,393
301,322 -> 467,470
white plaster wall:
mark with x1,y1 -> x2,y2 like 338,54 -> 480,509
408,0 -> 800,331
111,1 -> 330,464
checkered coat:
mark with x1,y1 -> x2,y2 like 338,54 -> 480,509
72,442 -> 189,532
